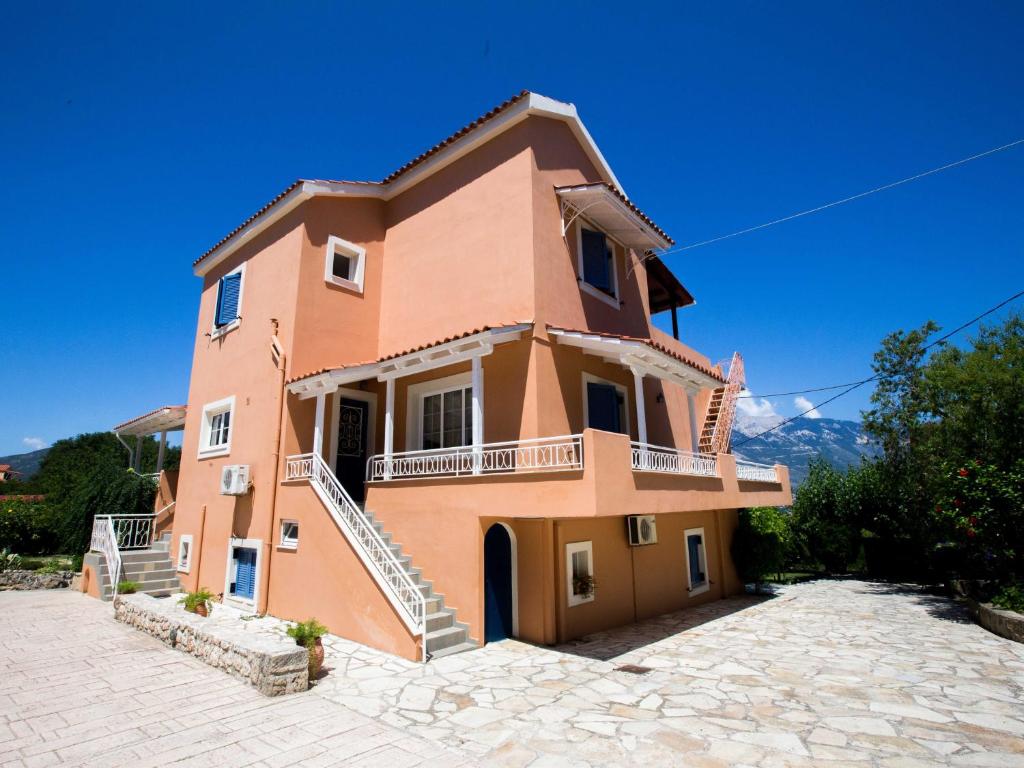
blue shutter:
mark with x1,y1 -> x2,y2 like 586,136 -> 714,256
587,383 -> 622,434
233,548 -> 256,599
581,229 -> 611,293
688,535 -> 704,585
215,273 -> 242,327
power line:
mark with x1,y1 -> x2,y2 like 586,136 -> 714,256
732,287 -> 1024,446
645,136 -> 1024,263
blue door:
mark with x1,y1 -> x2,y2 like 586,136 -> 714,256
687,534 -> 705,587
587,382 -> 623,433
232,547 -> 257,600
484,525 -> 513,642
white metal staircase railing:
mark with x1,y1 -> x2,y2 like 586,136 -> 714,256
90,516 -> 123,598
736,460 -> 779,483
284,452 -> 427,654
699,352 -> 745,455
366,434 -> 584,482
630,442 -> 719,477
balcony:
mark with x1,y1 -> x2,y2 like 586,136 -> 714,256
630,442 -> 717,478
735,460 -> 779,483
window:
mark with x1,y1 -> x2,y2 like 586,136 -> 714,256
566,541 -> 595,607
421,386 -> 473,450
211,264 -> 245,338
685,527 -> 709,596
199,396 -> 235,458
577,225 -> 619,308
177,534 -> 193,574
582,373 -> 629,435
324,235 -> 366,293
280,520 -> 299,550
223,538 -> 262,609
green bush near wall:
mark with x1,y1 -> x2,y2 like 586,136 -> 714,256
0,498 -> 60,555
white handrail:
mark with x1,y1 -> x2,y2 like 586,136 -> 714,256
90,517 -> 123,598
94,513 -> 157,550
630,442 -> 718,477
736,460 -> 779,483
284,453 -> 426,654
366,434 -> 583,482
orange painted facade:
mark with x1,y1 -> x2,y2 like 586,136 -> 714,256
157,93 -> 790,661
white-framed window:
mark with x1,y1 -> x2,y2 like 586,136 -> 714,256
198,396 -> 235,459
576,224 -> 620,309
405,372 -> 476,451
177,534 -> 193,574
684,527 -> 709,596
279,520 -> 299,550
223,537 -> 262,611
582,372 -> 629,435
211,263 -> 245,339
324,235 -> 366,294
566,540 -> 595,607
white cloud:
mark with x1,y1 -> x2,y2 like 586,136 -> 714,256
794,396 -> 822,419
734,390 -> 784,435
22,437 -> 47,451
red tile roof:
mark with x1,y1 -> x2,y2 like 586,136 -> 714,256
547,325 -> 726,383
287,323 -> 531,385
113,405 -> 188,433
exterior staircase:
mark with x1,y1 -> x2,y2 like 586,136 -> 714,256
89,533 -> 181,601
699,351 -> 745,455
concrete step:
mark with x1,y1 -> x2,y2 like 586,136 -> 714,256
103,558 -> 173,575
120,551 -> 171,565
151,541 -> 170,553
425,625 -> 468,653
124,568 -> 178,584
103,577 -> 180,597
425,611 -> 455,633
429,641 -> 478,660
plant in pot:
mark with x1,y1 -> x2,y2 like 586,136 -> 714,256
179,588 -> 216,617
572,574 -> 596,599
117,580 -> 140,594
287,618 -> 328,682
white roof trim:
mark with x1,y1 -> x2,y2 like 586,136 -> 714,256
548,329 -> 720,393
557,185 -> 672,251
289,324 -> 531,399
113,406 -> 188,436
195,93 -> 623,276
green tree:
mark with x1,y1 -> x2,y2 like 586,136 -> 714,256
731,507 -> 790,592
791,459 -> 859,573
58,465 -> 156,556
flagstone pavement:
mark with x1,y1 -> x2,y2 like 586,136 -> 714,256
3,580 -> 1024,766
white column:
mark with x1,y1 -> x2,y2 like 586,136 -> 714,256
156,431 -> 167,475
383,376 -> 395,480
134,435 -> 143,472
632,368 -> 648,446
313,392 -> 326,457
686,392 -> 699,454
471,355 -> 484,475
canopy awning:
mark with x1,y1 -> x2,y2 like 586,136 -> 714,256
548,327 -> 724,393
113,406 -> 187,436
645,255 -> 695,315
557,182 -> 673,251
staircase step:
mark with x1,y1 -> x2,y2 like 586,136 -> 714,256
425,625 -> 469,653
429,641 -> 478,660
425,611 -> 455,633
120,551 -> 171,565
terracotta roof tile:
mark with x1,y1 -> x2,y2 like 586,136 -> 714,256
113,405 -> 188,433
558,181 -> 674,246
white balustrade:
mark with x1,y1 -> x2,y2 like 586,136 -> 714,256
364,435 -> 584,482
90,516 -> 123,597
736,460 -> 779,483
94,514 -> 157,551
630,442 -> 718,477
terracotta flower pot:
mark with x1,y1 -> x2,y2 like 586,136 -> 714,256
193,602 -> 208,617
298,637 -> 325,682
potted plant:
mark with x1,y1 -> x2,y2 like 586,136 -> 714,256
117,580 -> 140,594
180,588 -> 216,617
287,618 -> 328,681
573,574 -> 596,599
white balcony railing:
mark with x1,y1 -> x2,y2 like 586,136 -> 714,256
736,460 -> 779,483
366,435 -> 584,482
630,442 -> 719,477
92,514 -> 157,551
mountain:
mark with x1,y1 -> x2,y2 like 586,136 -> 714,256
0,448 -> 49,478
733,415 -> 880,487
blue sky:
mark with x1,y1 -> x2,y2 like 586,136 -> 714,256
1,2 -> 1022,455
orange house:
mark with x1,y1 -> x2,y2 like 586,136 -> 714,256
94,92 -> 791,661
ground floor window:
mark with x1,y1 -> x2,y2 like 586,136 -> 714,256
176,534 -> 193,573
685,528 -> 709,596
279,520 -> 298,550
227,545 -> 258,603
566,540 -> 595,606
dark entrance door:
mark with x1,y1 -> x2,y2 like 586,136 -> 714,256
335,398 -> 369,503
484,524 -> 514,642
587,381 -> 623,433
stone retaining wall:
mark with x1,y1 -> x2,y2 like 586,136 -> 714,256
966,598 -> 1024,644
0,570 -> 74,591
114,594 -> 308,695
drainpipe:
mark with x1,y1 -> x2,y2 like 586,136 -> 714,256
258,321 -> 287,616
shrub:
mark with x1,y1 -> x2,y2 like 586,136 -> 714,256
791,459 -> 861,573
992,584 -> 1024,614
179,588 -> 216,615
0,498 -> 60,555
0,548 -> 22,572
732,507 -> 790,592
117,580 -> 140,594
286,618 -> 329,647
55,466 -> 156,558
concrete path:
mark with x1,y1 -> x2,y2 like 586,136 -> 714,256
3,581 -> 1024,766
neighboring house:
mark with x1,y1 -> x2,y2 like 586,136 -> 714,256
0,465 -> 21,483
91,91 -> 791,661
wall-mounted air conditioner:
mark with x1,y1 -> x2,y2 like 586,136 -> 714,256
626,515 -> 658,546
220,465 -> 251,496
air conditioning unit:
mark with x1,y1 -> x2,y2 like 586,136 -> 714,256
626,515 -> 658,546
220,465 -> 251,496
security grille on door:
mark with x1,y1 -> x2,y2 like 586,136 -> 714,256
338,405 -> 364,457
626,515 -> 658,546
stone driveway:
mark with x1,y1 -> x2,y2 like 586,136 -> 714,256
3,581 -> 1024,766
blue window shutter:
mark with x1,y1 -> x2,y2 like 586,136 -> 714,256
581,230 -> 611,293
215,273 -> 242,327
587,383 -> 622,434
688,535 -> 703,584
233,548 -> 255,599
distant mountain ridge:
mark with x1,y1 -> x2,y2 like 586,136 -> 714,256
0,448 -> 49,478
733,415 -> 879,487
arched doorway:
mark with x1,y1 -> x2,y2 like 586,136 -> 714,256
484,524 -> 515,642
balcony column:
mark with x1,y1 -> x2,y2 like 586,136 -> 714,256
471,355 -> 484,475
156,430 -> 167,475
631,367 -> 648,445
133,435 -> 143,472
313,392 -> 326,457
383,376 -> 395,480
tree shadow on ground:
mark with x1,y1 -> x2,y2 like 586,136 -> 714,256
852,580 -> 972,624
551,595 -> 771,662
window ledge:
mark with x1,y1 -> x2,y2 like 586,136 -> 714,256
325,275 -> 364,294
580,281 -> 620,309
211,320 -> 240,340
197,445 -> 230,460
568,595 -> 595,608
688,583 -> 709,597
276,543 -> 298,552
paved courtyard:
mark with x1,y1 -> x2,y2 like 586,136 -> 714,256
3,581 -> 1024,766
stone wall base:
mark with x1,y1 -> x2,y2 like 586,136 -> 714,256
114,594 -> 308,696
0,570 -> 74,590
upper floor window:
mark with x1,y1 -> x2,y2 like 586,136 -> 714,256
199,396 -> 235,458
577,226 -> 619,308
212,265 -> 245,338
324,235 -> 366,294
